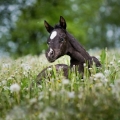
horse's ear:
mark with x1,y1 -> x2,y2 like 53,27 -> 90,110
59,16 -> 66,29
44,20 -> 54,33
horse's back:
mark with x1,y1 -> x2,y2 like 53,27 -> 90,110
36,64 -> 69,84
91,56 -> 101,67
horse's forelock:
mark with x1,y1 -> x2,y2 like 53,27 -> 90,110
54,24 -> 62,29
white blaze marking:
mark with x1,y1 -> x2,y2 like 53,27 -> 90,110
48,48 -> 53,57
50,31 -> 57,39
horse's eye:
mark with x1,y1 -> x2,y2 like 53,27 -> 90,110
60,38 -> 64,42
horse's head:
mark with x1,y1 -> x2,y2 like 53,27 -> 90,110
44,16 -> 68,62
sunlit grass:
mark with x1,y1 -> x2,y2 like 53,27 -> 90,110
0,49 -> 120,120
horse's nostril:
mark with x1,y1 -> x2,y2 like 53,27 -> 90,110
48,48 -> 54,58
50,51 -> 54,58
51,50 -> 53,55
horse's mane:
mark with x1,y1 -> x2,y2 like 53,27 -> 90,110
66,32 -> 91,60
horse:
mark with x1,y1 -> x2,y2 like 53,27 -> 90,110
36,16 -> 101,82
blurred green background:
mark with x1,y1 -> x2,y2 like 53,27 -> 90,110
0,0 -> 120,57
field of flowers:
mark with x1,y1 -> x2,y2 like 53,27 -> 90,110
0,49 -> 120,120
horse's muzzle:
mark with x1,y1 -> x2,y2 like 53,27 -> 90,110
46,48 -> 61,62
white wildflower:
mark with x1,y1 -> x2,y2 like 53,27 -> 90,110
113,79 -> 120,91
29,98 -> 37,105
10,83 -> 20,93
111,79 -> 120,98
21,63 -> 31,71
94,83 -> 103,88
62,79 -> 69,85
23,71 -> 29,76
38,92 -> 44,100
38,107 -> 55,119
49,88 -> 52,92
3,86 -> 9,90
6,115 -> 13,120
110,61 -> 114,65
118,60 -> 120,63
94,73 -> 105,80
6,106 -> 26,120
89,68 -> 92,70
47,67 -> 52,71
58,66 -> 64,70
67,91 -> 75,98
104,69 -> 111,77
8,75 -> 15,81
104,78 -> 108,82
78,93 -> 83,99
100,78 -> 108,84
83,63 -> 86,67
7,77 -> 13,81
38,85 -> 42,89
1,80 -> 7,85
2,63 -> 11,68
51,91 -> 56,97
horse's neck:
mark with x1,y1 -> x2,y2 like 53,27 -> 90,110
67,49 -> 85,72
66,32 -> 92,65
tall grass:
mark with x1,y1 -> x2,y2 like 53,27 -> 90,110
0,49 -> 120,120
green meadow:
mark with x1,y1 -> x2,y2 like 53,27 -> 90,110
0,49 -> 120,120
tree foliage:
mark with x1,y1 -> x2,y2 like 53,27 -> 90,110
0,0 -> 120,57
87,0 -> 120,48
